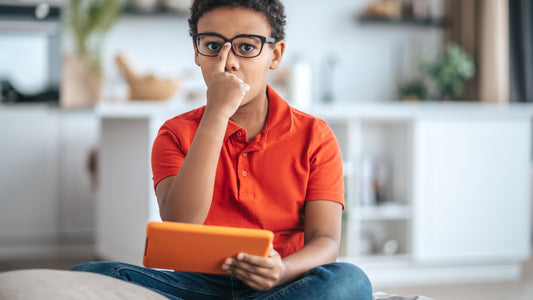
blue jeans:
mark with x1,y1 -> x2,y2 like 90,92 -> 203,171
71,261 -> 372,300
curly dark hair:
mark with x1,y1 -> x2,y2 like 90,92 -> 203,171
188,0 -> 286,41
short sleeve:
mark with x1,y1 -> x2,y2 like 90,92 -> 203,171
151,123 -> 186,189
306,123 -> 345,209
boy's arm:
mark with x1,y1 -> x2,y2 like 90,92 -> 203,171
223,200 -> 342,290
283,199 -> 343,274
156,43 -> 249,224
154,114 -> 226,223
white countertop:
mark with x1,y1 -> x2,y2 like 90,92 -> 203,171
3,101 -> 533,120
312,102 -> 533,120
94,100 -> 200,119
94,100 -> 533,121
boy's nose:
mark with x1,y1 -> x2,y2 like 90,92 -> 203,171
224,46 -> 240,72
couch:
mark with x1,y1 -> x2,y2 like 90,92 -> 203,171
0,269 -> 432,300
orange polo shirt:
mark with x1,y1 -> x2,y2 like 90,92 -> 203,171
151,86 -> 344,258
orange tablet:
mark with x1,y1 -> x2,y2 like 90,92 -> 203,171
143,221 -> 274,274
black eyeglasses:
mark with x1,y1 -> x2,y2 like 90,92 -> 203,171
193,33 -> 277,58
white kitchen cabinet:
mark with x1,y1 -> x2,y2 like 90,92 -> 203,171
313,104 -> 532,285
0,107 -> 60,243
96,118 -> 161,263
412,118 -> 531,264
57,111 -> 100,242
0,107 -> 98,257
95,104 -> 174,264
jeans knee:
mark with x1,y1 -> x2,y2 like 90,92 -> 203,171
71,261 -> 120,277
341,263 -> 371,288
317,263 -> 373,300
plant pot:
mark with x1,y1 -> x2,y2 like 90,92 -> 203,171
60,54 -> 103,108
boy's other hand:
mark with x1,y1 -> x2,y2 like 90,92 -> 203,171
205,42 -> 250,120
222,246 -> 288,291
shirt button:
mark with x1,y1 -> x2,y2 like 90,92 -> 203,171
236,131 -> 242,137
242,171 -> 248,177
242,152 -> 248,157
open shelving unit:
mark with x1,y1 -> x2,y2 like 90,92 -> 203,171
332,118 -> 414,262
358,205 -> 412,221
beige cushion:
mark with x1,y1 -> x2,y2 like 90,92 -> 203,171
0,269 -> 167,299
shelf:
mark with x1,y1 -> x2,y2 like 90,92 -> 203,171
339,254 -> 411,268
358,204 -> 411,221
357,15 -> 448,28
122,5 -> 187,17
0,4 -> 62,21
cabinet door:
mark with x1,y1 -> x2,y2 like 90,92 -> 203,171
413,119 -> 531,264
0,109 -> 59,241
57,112 -> 99,241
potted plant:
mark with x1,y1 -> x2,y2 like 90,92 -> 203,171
398,80 -> 428,101
421,43 -> 476,100
61,0 -> 123,107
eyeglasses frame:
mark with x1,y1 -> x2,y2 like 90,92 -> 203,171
193,33 -> 277,58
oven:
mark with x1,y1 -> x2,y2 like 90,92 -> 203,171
0,0 -> 62,104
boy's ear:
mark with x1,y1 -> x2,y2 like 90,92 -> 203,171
193,41 -> 200,66
269,40 -> 285,70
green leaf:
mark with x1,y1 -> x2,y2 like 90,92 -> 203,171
65,0 -> 124,76
420,43 -> 476,99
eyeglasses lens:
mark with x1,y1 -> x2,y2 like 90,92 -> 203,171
197,35 -> 263,58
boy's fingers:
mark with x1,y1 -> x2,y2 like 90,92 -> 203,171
237,253 -> 271,268
214,43 -> 231,72
233,269 -> 270,291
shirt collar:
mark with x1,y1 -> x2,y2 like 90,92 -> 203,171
224,119 -> 243,141
262,85 -> 293,141
223,85 -> 293,142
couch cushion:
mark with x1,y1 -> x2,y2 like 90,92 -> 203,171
0,269 -> 167,299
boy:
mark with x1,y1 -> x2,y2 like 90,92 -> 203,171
73,1 -> 372,299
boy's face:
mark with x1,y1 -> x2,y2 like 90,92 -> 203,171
194,7 -> 285,106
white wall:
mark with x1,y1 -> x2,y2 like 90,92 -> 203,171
282,0 -> 444,103
96,0 -> 444,104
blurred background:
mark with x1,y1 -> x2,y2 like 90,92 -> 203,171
0,0 -> 532,299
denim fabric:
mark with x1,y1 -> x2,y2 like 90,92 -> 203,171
71,261 -> 372,300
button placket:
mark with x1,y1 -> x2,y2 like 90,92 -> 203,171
237,148 -> 252,199
239,151 -> 250,178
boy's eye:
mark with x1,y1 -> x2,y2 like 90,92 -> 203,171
239,44 -> 255,53
206,42 -> 222,52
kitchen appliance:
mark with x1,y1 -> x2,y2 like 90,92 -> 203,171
0,0 -> 62,104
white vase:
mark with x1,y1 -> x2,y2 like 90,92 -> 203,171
288,56 -> 312,109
